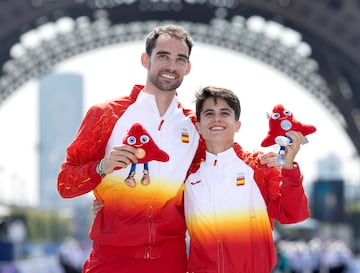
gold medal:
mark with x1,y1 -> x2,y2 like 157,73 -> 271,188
136,148 -> 145,159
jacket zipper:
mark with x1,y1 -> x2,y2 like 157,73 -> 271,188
145,205 -> 155,259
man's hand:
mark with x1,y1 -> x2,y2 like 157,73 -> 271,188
282,131 -> 304,169
260,130 -> 304,170
260,152 -> 282,169
101,144 -> 138,175
91,199 -> 104,216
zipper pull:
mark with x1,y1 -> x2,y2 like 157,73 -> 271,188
213,159 -> 217,166
158,119 -> 164,130
144,246 -> 152,259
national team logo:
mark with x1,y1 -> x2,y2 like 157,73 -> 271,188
236,173 -> 245,186
190,180 -> 201,185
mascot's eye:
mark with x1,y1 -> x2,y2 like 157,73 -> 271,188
140,135 -> 150,144
283,110 -> 292,116
272,113 -> 280,119
127,136 -> 136,145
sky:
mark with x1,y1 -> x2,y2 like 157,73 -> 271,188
0,41 -> 359,206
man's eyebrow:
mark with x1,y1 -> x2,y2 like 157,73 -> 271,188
178,53 -> 189,60
219,107 -> 232,112
156,50 -> 170,55
156,50 -> 188,60
202,107 -> 232,115
202,109 -> 214,114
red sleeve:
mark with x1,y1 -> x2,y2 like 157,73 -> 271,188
57,104 -> 115,198
269,164 -> 310,224
57,86 -> 141,198
238,145 -> 310,226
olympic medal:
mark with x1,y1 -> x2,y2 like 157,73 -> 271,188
136,148 -> 145,159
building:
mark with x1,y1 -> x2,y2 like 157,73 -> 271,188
38,71 -> 85,209
311,154 -> 345,223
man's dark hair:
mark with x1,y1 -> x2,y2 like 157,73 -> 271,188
195,86 -> 241,121
145,24 -> 194,58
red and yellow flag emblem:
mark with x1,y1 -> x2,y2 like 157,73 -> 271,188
181,130 -> 189,143
236,174 -> 245,186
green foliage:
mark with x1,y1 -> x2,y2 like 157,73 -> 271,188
345,201 -> 360,212
10,207 -> 72,243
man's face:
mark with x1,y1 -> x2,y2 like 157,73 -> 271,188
143,35 -> 191,92
197,97 -> 241,152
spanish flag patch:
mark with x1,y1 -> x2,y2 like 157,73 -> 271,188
236,174 -> 245,186
181,129 -> 189,143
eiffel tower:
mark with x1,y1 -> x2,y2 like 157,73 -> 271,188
0,0 -> 359,156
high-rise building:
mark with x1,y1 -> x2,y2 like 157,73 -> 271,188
39,71 -> 85,209
311,154 -> 345,223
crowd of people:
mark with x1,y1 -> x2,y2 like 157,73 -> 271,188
58,237 -> 90,273
273,237 -> 359,273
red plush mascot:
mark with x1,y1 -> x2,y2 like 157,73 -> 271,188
261,104 -> 316,164
123,122 -> 169,187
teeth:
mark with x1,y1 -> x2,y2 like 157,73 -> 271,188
161,74 -> 175,79
210,126 -> 224,130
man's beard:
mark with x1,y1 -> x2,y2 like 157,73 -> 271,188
149,72 -> 183,91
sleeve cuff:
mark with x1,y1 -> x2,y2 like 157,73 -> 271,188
281,162 -> 302,183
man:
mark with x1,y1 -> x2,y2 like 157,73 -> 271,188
184,86 -> 310,273
57,24 -> 201,273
